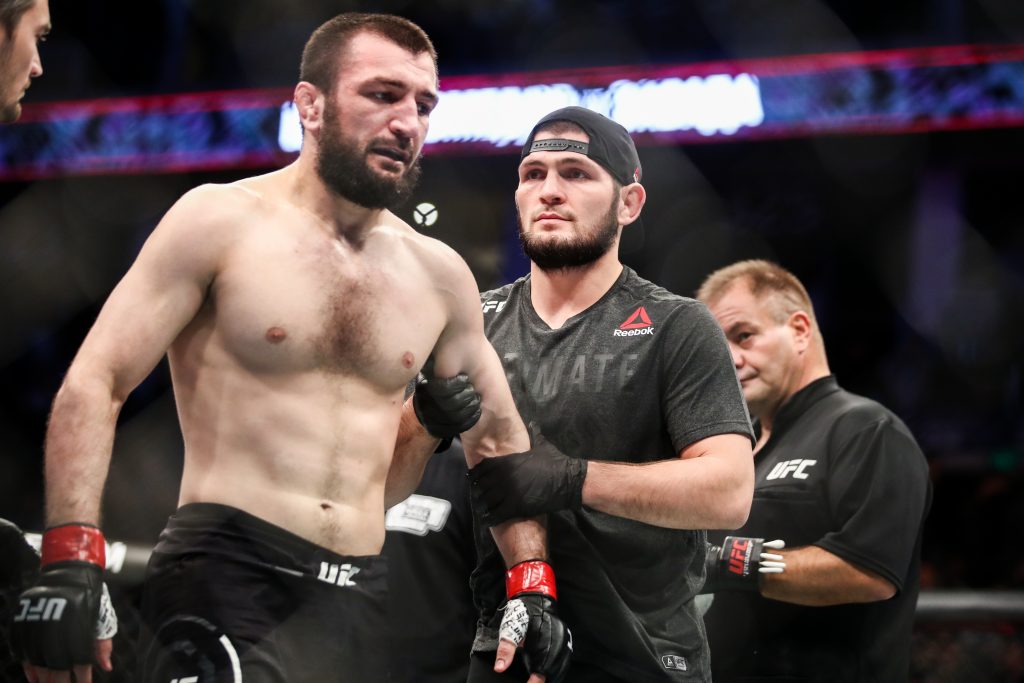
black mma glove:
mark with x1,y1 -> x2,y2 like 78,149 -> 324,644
469,440 -> 588,526
499,560 -> 572,683
702,536 -> 785,593
0,517 -> 40,589
11,523 -> 118,670
412,363 -> 482,442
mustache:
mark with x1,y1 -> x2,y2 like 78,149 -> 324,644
367,138 -> 414,164
531,209 -> 574,222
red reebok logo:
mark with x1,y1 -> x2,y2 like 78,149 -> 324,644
619,306 -> 652,330
613,307 -> 655,337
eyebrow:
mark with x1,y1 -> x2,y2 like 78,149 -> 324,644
519,155 -> 597,171
368,77 -> 438,107
718,319 -> 747,335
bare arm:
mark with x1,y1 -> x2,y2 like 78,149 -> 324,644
44,185 -> 234,526
427,249 -> 543,566
759,545 -> 897,606
384,399 -> 441,508
581,432 -> 754,530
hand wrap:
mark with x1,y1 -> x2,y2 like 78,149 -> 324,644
469,440 -> 587,526
702,536 -> 785,593
499,560 -> 572,683
11,523 -> 119,669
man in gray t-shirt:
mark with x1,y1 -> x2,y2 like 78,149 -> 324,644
462,107 -> 755,683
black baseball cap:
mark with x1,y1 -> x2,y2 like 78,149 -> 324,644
520,106 -> 642,186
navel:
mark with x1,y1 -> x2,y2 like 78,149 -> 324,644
265,326 -> 287,344
401,351 -> 415,369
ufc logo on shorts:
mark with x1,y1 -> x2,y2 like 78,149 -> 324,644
766,459 -> 817,480
14,597 -> 67,623
170,678 -> 198,683
317,562 -> 360,587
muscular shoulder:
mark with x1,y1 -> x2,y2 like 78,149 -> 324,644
159,181 -> 263,244
384,217 -> 477,292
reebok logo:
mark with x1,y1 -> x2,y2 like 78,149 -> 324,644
14,597 -> 67,623
766,459 -> 818,480
661,654 -> 688,671
317,562 -> 360,587
613,306 -> 654,337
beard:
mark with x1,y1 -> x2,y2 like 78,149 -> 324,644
315,100 -> 422,210
518,194 -> 620,271
0,101 -> 20,123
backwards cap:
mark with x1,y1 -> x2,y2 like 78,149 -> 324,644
520,106 -> 642,185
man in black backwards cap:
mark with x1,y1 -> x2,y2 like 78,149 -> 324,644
461,106 -> 756,681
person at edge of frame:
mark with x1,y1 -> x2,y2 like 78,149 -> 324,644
0,0 -> 48,123
696,259 -> 932,682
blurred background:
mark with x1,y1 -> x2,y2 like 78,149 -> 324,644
1,0 -> 1023,679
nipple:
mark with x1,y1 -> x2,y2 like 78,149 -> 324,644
401,351 -> 415,369
266,326 -> 287,344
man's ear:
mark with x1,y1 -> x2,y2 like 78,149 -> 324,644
294,82 -> 324,133
787,310 -> 814,353
618,183 -> 646,227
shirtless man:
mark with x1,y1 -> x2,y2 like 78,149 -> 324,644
0,0 -> 49,123
11,13 -> 567,683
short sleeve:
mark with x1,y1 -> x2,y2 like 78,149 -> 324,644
815,417 -> 931,591
658,302 -> 754,453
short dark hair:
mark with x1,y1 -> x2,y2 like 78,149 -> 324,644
299,13 -> 437,95
0,0 -> 35,39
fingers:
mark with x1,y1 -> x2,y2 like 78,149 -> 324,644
22,663 -> 38,683
494,639 -> 518,673
72,663 -> 91,683
431,373 -> 473,394
527,674 -> 546,683
759,540 -> 786,573
96,638 -> 114,671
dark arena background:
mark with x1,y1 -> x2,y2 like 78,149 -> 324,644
2,1 -> 1023,681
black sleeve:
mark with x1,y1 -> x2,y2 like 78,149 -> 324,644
815,416 -> 931,591
659,302 -> 754,453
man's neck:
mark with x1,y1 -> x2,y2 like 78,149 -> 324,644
287,155 -> 386,243
529,256 -> 623,329
754,360 -> 831,445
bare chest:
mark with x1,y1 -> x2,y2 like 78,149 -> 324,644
211,235 -> 443,390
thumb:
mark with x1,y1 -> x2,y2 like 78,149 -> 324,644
96,638 -> 114,671
494,638 -> 519,673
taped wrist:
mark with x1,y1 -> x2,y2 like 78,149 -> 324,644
506,559 -> 557,599
42,523 -> 106,568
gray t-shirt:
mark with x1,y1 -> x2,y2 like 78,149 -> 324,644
472,267 -> 752,682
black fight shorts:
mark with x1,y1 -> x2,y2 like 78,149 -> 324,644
137,503 -> 389,683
